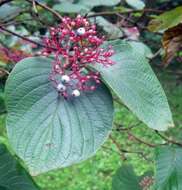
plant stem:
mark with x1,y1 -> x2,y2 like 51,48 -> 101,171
25,0 -> 64,21
0,25 -> 56,50
127,131 -> 160,148
155,131 -> 182,147
87,9 -> 162,18
109,135 -> 152,162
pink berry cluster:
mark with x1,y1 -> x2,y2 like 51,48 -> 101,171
42,15 -> 115,98
139,176 -> 154,190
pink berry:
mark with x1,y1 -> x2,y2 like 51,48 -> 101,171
42,15 -> 115,99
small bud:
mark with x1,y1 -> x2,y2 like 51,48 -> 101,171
71,21 -> 76,26
72,89 -> 80,97
42,52 -> 49,56
90,86 -> 96,90
76,27 -> 86,35
57,83 -> 66,92
91,25 -> 96,30
62,29 -> 68,35
62,18 -> 66,22
61,75 -> 70,83
85,21 -> 89,26
55,64 -> 60,70
84,48 -> 88,52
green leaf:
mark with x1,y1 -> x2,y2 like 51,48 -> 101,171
0,85 -> 6,115
0,96 -> 5,115
128,41 -> 153,58
79,0 -> 120,7
92,40 -> 174,131
89,16 -> 123,40
112,165 -> 153,190
155,146 -> 182,190
112,165 -> 142,190
53,2 -> 90,13
0,4 -> 21,22
125,0 -> 145,10
5,57 -> 114,175
53,0 -> 120,13
0,144 -> 39,190
148,6 -> 182,32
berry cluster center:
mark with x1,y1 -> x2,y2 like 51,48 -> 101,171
42,15 -> 115,99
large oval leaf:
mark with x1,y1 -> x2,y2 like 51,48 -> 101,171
112,165 -> 142,190
92,40 -> 174,131
0,144 -> 39,190
5,57 -> 114,175
155,146 -> 182,190
112,165 -> 153,190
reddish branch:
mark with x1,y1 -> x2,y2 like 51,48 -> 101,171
155,131 -> 182,147
127,131 -> 161,148
87,9 -> 163,18
0,25 -> 44,47
0,25 -> 57,50
114,122 -> 166,148
25,0 -> 64,21
114,122 -> 141,131
109,135 -> 151,162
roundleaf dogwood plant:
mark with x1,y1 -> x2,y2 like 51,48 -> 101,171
5,15 -> 173,176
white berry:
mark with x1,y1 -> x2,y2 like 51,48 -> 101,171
77,27 -> 86,35
72,89 -> 80,97
61,75 -> 70,83
57,83 -> 66,92
84,48 -> 88,52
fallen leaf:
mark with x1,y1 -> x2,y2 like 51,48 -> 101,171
162,23 -> 182,66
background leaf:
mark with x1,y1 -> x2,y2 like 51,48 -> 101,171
125,0 -> 145,10
53,2 -> 90,13
0,4 -> 21,22
5,57 -> 114,175
155,146 -> 182,190
89,16 -> 123,39
148,6 -> 182,32
53,0 -> 120,13
0,144 -> 39,190
112,165 -> 153,190
112,165 -> 142,190
79,0 -> 120,7
92,40 -> 174,131
162,23 -> 182,66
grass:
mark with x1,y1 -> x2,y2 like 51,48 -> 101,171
0,69 -> 181,190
